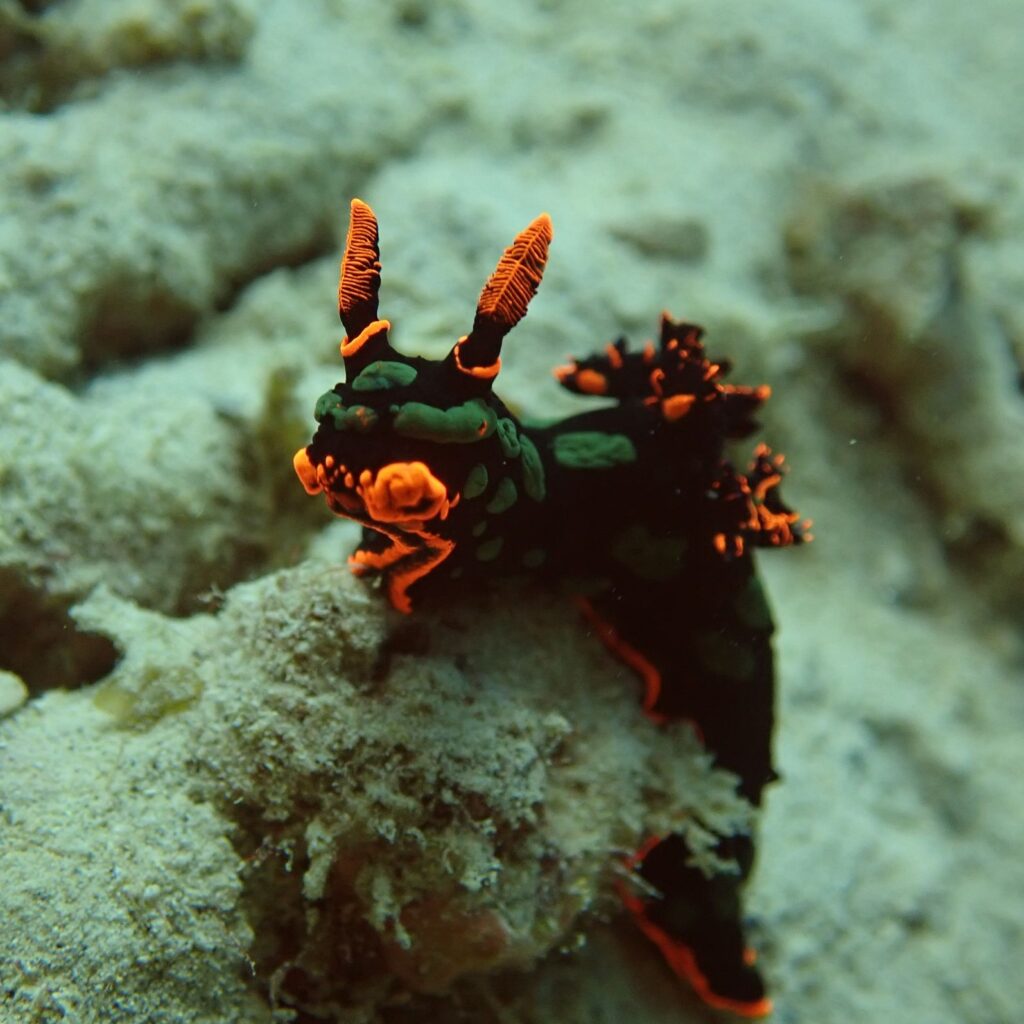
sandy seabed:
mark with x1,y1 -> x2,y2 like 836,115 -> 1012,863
1,1 -> 1023,1022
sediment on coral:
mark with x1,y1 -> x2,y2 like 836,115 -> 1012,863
0,562 -> 754,1022
0,0 -> 258,112
784,168 -> 1024,631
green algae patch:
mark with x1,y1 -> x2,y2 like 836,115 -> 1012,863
394,399 -> 497,443
351,361 -> 418,391
518,434 -> 546,501
464,463 -> 489,499
552,431 -> 637,469
475,536 -> 504,561
486,477 -> 518,515
611,524 -> 686,581
94,664 -> 204,728
314,389 -> 342,422
496,417 -> 522,457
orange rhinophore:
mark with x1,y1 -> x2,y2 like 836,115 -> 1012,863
338,198 -> 382,329
475,212 -> 552,333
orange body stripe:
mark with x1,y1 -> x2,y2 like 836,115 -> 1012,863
385,536 -> 456,614
618,840 -> 773,1019
475,213 -> 553,331
605,342 -> 624,369
453,337 -> 501,379
575,596 -> 664,721
340,318 -> 390,359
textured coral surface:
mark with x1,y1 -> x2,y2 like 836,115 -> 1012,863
1,0 -> 1023,1022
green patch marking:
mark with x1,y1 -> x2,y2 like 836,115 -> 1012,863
393,398 -> 497,443
734,575 -> 773,630
552,431 -> 637,469
486,477 -> 518,514
335,406 -> 378,432
472,520 -> 488,537
464,464 -> 489,499
695,632 -> 756,681
518,434 -> 546,501
316,391 -> 379,432
522,548 -> 546,568
496,418 -> 522,458
611,524 -> 686,581
351,360 -> 418,391
475,536 -> 504,562
314,390 -> 342,422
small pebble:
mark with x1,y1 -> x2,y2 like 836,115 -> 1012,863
0,670 -> 29,718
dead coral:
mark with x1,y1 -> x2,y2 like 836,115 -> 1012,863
51,563 -> 752,1020
785,168 -> 1024,622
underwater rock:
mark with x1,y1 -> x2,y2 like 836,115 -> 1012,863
0,563 -> 752,1021
784,168 -> 1024,616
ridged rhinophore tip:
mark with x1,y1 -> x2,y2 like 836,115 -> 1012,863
338,198 -> 382,333
475,212 -> 553,334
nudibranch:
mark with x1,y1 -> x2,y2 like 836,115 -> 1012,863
295,199 -> 809,1016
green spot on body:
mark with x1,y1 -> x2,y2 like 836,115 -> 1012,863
496,418 -> 521,458
314,390 -> 342,422
393,398 -> 497,443
695,632 -> 756,681
611,524 -> 686,581
522,548 -> 546,568
472,520 -> 488,537
464,464 -> 489,499
316,390 -> 379,432
486,477 -> 518,514
734,575 -> 773,630
475,536 -> 504,562
351,360 -> 418,391
327,404 -> 378,432
552,431 -> 637,469
518,434 -> 546,501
